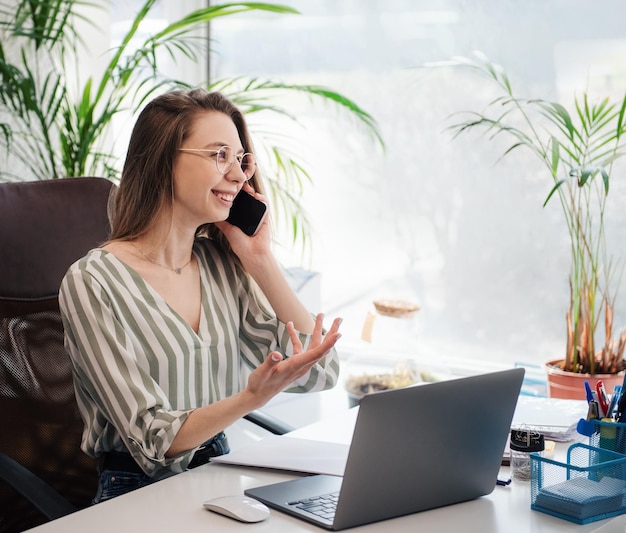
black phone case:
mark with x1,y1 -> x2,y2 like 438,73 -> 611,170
226,190 -> 268,236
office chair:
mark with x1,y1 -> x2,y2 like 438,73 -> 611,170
0,177 -> 114,532
0,177 -> 292,532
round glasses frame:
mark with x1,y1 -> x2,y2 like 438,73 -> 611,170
178,145 -> 256,180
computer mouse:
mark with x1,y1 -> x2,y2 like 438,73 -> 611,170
203,495 -> 270,523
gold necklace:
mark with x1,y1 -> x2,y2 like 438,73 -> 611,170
130,242 -> 192,275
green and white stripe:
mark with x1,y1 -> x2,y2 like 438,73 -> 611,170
59,239 -> 339,477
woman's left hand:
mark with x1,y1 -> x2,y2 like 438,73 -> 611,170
245,314 -> 343,403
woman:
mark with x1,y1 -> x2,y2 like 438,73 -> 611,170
59,88 -> 342,502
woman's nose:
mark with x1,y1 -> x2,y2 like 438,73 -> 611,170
225,161 -> 247,183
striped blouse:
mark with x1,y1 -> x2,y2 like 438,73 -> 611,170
59,239 -> 340,478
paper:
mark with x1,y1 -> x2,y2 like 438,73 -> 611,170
511,396 -> 588,442
287,407 -> 358,445
210,435 -> 350,476
535,477 -> 626,520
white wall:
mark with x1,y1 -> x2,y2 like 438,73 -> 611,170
208,0 -> 626,370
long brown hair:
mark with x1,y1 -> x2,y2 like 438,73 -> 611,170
108,88 -> 263,241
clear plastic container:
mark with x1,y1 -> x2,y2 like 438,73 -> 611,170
510,428 -> 545,481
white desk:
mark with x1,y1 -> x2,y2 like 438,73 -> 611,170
25,412 -> 626,533
25,455 -> 626,532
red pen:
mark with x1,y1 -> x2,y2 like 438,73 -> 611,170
596,381 -> 609,417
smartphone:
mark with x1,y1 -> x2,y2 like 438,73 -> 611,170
226,190 -> 268,236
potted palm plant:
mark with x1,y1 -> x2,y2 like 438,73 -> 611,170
0,0 -> 382,253
445,52 -> 626,399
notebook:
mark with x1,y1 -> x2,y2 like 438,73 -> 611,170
245,367 -> 525,530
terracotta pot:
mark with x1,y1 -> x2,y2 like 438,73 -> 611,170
545,358 -> 625,400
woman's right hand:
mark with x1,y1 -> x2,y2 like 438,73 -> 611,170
245,314 -> 342,406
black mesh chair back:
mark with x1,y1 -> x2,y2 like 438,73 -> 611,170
0,177 -> 114,532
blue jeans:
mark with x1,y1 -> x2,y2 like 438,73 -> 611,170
93,432 -> 229,503
93,470 -> 156,504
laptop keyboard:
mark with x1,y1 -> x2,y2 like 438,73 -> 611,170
289,491 -> 340,521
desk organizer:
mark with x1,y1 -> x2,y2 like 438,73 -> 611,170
530,443 -> 626,524
589,419 -> 626,454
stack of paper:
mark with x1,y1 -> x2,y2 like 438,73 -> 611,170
534,477 -> 626,520
512,396 -> 588,442
210,436 -> 349,476
212,409 -> 358,475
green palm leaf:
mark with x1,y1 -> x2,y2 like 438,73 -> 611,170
444,51 -> 626,374
0,0 -> 383,252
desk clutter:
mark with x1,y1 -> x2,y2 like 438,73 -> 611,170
510,429 -> 545,481
529,378 -> 626,524
530,443 -> 626,524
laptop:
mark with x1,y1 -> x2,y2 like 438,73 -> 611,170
245,367 -> 524,530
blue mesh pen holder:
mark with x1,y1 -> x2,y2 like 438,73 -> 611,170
530,443 -> 626,524
589,419 -> 626,455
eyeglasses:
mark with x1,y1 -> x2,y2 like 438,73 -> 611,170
178,145 -> 256,180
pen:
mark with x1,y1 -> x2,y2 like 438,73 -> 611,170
618,391 -> 626,423
591,391 -> 604,417
584,381 -> 594,403
619,374 -> 626,423
496,478 -> 512,486
585,400 -> 599,421
596,381 -> 609,417
606,385 -> 621,420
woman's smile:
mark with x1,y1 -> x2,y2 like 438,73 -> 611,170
212,188 -> 237,207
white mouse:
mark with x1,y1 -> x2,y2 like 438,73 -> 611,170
203,495 -> 270,523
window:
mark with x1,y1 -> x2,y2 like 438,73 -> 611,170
208,0 -> 626,370
111,1 -> 626,372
